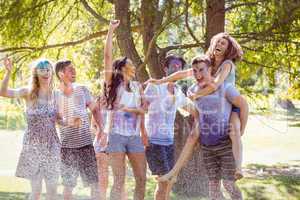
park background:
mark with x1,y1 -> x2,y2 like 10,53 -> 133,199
0,0 -> 299,199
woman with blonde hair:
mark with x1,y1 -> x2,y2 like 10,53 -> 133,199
0,58 -> 61,200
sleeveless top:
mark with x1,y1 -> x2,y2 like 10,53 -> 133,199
23,99 -> 60,148
214,59 -> 236,85
16,97 -> 60,179
110,81 -> 142,136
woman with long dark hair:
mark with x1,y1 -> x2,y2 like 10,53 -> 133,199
102,20 -> 148,200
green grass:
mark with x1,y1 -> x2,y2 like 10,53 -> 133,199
1,171 -> 300,200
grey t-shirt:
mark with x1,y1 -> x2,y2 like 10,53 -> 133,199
189,83 -> 240,146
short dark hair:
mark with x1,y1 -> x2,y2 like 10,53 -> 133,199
164,55 -> 186,69
191,55 -> 211,67
54,60 -> 71,80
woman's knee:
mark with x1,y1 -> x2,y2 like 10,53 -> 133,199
113,173 -> 125,186
187,132 -> 199,143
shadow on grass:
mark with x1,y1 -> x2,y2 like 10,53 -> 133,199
241,175 -> 300,200
240,163 -> 300,200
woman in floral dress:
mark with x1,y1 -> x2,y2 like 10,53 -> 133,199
0,58 -> 61,200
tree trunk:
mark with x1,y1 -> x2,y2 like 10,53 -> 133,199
141,0 -> 165,79
205,0 -> 225,49
114,0 -> 149,82
172,113 -> 208,198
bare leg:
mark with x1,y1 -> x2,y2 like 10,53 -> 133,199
208,180 -> 224,200
158,130 -> 199,182
165,179 -> 175,200
29,178 -> 42,200
127,152 -> 147,200
223,180 -> 243,200
109,153 -> 126,200
154,180 -> 168,200
45,179 -> 58,200
229,112 -> 243,180
96,153 -> 109,200
63,186 -> 74,200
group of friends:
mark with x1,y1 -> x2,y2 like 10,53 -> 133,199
0,20 -> 248,200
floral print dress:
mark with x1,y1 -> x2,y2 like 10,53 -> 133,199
15,100 -> 61,183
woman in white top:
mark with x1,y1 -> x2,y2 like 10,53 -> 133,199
101,20 -> 148,200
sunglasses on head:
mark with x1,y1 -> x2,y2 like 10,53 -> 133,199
115,57 -> 127,70
37,60 -> 51,70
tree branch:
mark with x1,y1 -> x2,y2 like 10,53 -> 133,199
41,4 -> 75,53
225,1 -> 263,12
80,0 -> 109,24
161,42 -> 205,53
0,26 -> 141,53
185,0 -> 200,43
242,59 -> 299,77
236,2 -> 300,44
0,0 -> 56,20
138,8 -> 186,71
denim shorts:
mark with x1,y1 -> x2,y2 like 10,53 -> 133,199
232,106 -> 240,114
106,134 -> 145,153
93,139 -> 106,153
146,143 -> 175,176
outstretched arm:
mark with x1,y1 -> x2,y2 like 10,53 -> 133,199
0,57 -> 28,98
104,20 -> 120,86
189,62 -> 232,100
147,68 -> 193,84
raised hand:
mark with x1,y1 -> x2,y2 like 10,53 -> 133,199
109,20 -> 120,31
3,57 -> 13,72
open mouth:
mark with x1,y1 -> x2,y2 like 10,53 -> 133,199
196,77 -> 204,82
215,47 -> 222,52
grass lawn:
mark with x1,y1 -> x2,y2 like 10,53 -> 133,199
0,111 -> 300,199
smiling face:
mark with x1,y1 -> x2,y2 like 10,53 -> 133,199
192,62 -> 210,84
121,59 -> 136,81
61,64 -> 76,83
164,57 -> 184,76
35,61 -> 53,86
214,37 -> 229,57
